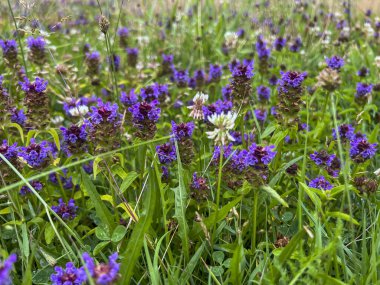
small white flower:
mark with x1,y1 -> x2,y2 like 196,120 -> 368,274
206,111 -> 237,145
69,105 -> 89,117
375,56 -> 380,68
224,32 -> 238,49
364,23 -> 375,37
188,92 -> 209,120
374,168 -> 380,176
51,116 -> 64,124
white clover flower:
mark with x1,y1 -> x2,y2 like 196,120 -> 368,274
341,26 -> 350,37
364,23 -> 375,37
188,92 -> 208,120
375,56 -> 380,68
206,111 -> 237,145
51,115 -> 64,124
224,32 -> 238,49
69,105 -> 89,117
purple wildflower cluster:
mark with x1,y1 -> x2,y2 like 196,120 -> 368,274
325,56 -> 344,70
27,36 -> 46,65
310,150 -> 341,177
256,35 -> 271,73
20,180 -> 43,196
0,39 -> 18,67
129,100 -> 160,140
171,68 -> 189,88
18,138 -> 56,169
52,198 -> 77,220
87,100 -> 122,152
86,51 -> 101,77
309,176 -> 333,190
0,254 -> 17,285
118,27 -> 129,47
230,59 -> 254,102
60,124 -> 88,156
126,47 -> 139,67
212,142 -> 276,188
171,121 -> 195,164
20,77 -> 50,129
51,252 -> 120,285
276,71 -> 307,125
190,172 -> 210,201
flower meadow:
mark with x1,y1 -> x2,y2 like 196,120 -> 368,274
1,0 -> 380,284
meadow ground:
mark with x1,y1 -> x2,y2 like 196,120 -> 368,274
0,0 -> 380,284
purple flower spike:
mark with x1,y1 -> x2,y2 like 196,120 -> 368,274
60,124 -> 88,156
82,252 -> 120,285
20,181 -> 43,196
26,36 -> 46,65
309,176 -> 333,190
0,39 -> 18,66
18,138 -> 56,169
350,138 -> 377,163
278,71 -> 307,90
355,82 -> 372,98
257,85 -> 271,101
171,121 -> 195,140
333,124 -> 355,142
0,254 -> 17,285
325,56 -> 344,70
246,143 -> 277,166
19,77 -> 48,93
208,64 -> 223,82
254,109 -> 267,122
52,198 -> 77,220
50,262 -> 86,285
156,143 -> 176,164
120,89 -> 138,106
172,68 -> 189,88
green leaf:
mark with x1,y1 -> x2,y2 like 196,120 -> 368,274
120,171 -> 139,193
32,267 -> 55,284
204,196 -> 242,227
95,224 -> 110,241
9,123 -> 24,143
326,211 -> 360,225
143,239 -> 160,285
229,239 -> 244,284
93,241 -> 110,255
119,164 -> 157,284
212,251 -> 225,265
261,185 -> 289,207
111,225 -> 127,243
172,140 -> 189,260
47,128 -> 61,151
261,124 -> 277,139
179,242 -> 205,284
81,169 -> 114,227
300,182 -> 322,212
44,223 -> 55,245
26,130 -> 38,145
92,157 -> 103,179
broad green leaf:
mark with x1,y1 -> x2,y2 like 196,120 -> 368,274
326,211 -> 359,225
45,223 -> 55,245
172,140 -> 189,260
120,171 -> 139,193
119,164 -> 157,284
261,185 -> 289,207
111,225 -> 127,243
81,169 -> 113,227
96,224 -> 110,241
93,241 -> 110,255
179,242 -> 205,284
9,123 -> 24,143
